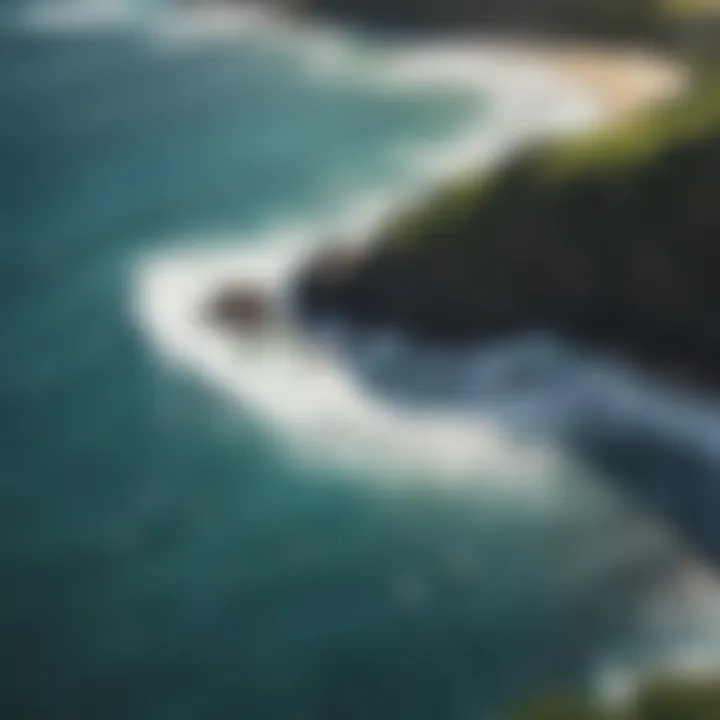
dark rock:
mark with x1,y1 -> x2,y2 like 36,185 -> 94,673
301,243 -> 363,286
204,285 -> 273,331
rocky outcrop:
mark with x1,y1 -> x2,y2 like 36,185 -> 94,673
204,285 -> 273,331
294,77 -> 720,392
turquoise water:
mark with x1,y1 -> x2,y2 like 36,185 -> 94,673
0,3 -> 714,719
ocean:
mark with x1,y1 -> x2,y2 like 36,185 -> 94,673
3,1 -> 720,718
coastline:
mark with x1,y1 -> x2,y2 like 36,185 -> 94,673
137,36 -> 689,470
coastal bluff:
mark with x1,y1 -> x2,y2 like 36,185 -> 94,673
294,69 -> 720,394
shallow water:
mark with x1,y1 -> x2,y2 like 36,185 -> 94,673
3,2 -> 720,718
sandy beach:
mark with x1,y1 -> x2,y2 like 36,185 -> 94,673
544,43 -> 689,118
468,39 -> 689,122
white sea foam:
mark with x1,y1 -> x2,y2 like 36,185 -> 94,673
137,239 -> 567,489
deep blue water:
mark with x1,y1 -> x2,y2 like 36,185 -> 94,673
0,4 -> 703,719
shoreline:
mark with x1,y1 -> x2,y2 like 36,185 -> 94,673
137,33 -> 690,472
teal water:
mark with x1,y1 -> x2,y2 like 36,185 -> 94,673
0,3 -> 714,719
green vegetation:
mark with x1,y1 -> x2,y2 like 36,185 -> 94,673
510,678 -> 720,719
383,68 -> 720,252
362,67 -> 720,357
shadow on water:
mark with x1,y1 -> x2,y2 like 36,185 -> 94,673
572,406 -> 720,570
